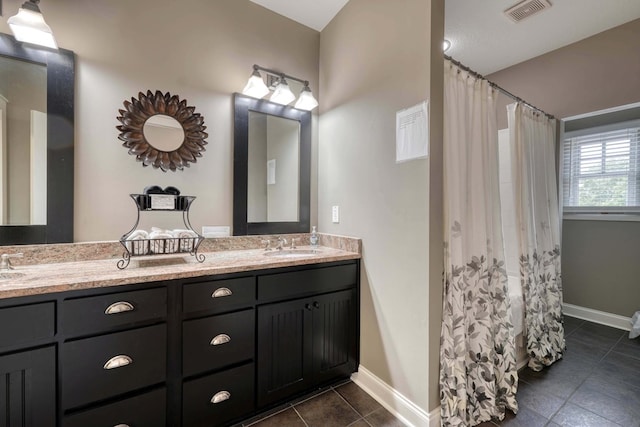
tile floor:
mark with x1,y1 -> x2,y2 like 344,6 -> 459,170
239,317 -> 639,427
480,316 -> 640,427
239,380 -> 404,427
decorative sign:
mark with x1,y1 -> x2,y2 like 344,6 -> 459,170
150,194 -> 176,210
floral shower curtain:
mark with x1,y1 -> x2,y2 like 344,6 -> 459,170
440,61 -> 519,426
507,103 -> 565,371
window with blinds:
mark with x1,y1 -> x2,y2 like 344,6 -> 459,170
563,124 -> 640,211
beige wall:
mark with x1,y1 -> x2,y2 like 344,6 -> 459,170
489,18 -> 640,129
319,0 -> 443,412
0,0 -> 319,241
487,19 -> 640,317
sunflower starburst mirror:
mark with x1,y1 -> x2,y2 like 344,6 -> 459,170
116,90 -> 208,172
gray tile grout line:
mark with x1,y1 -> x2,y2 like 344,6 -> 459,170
533,321 -> 630,427
506,319 -> 629,426
244,405 -> 293,427
291,405 -> 310,427
332,382 -> 389,425
543,324 -> 615,425
292,387 -> 333,407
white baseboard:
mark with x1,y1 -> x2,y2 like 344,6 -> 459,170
563,303 -> 631,331
351,366 -> 440,427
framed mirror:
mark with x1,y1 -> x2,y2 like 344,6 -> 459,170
116,90 -> 208,172
0,32 -> 74,245
233,93 -> 310,235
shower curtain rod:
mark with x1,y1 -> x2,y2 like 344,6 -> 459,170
444,55 -> 555,120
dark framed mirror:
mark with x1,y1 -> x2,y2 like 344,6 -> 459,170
0,32 -> 74,245
233,93 -> 310,235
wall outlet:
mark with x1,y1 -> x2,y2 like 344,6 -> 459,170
332,206 -> 340,223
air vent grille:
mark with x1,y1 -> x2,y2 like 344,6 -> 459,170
504,0 -> 552,22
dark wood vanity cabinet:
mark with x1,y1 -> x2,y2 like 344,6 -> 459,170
0,259 -> 359,427
0,302 -> 56,427
0,346 -> 56,427
256,264 -> 359,407
181,276 -> 257,427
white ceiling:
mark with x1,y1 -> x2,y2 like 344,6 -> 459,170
445,0 -> 640,74
249,0 -> 349,31
252,0 -> 640,76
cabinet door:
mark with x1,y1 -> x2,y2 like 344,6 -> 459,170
257,298 -> 313,407
0,346 -> 55,427
312,289 -> 358,384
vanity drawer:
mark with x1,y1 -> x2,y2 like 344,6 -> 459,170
63,388 -> 166,427
61,324 -> 166,409
183,363 -> 255,427
183,309 -> 255,377
0,302 -> 55,351
258,263 -> 357,302
62,287 -> 166,338
184,276 -> 255,315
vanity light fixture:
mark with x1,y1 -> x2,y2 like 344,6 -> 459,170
241,64 -> 319,111
294,83 -> 319,111
8,0 -> 58,49
270,76 -> 296,105
242,66 -> 270,99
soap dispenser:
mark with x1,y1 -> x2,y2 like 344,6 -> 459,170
310,226 -> 319,248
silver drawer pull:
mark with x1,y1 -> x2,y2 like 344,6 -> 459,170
210,334 -> 231,346
105,301 -> 135,315
211,391 -> 231,404
103,355 -> 133,370
114,425 -> 130,427
212,287 -> 232,298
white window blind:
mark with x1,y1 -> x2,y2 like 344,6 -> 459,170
563,124 -> 640,211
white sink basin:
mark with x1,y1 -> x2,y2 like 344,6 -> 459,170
263,249 -> 320,258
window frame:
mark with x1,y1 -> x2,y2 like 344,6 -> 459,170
562,116 -> 640,219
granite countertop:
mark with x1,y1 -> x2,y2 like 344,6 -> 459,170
0,246 -> 360,300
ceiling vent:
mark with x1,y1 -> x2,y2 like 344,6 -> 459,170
504,0 -> 552,22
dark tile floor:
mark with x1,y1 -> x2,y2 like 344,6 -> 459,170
238,317 -> 638,427
240,380 -> 405,427
479,316 -> 640,427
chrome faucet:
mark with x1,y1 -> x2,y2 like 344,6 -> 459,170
275,237 -> 288,251
0,253 -> 23,271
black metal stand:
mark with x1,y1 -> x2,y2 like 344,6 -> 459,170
117,194 -> 205,269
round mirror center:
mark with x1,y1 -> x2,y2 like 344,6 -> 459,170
143,114 -> 185,152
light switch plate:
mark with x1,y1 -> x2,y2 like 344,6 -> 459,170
332,206 -> 340,223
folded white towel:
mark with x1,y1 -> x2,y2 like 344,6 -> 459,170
127,229 -> 149,240
171,229 -> 197,238
149,230 -> 175,254
149,231 -> 173,239
172,229 -> 198,252
125,230 -> 149,255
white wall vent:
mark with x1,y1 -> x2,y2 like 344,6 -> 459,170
504,0 -> 552,22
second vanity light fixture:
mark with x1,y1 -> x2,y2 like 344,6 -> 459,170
7,0 -> 58,49
242,64 -> 319,111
